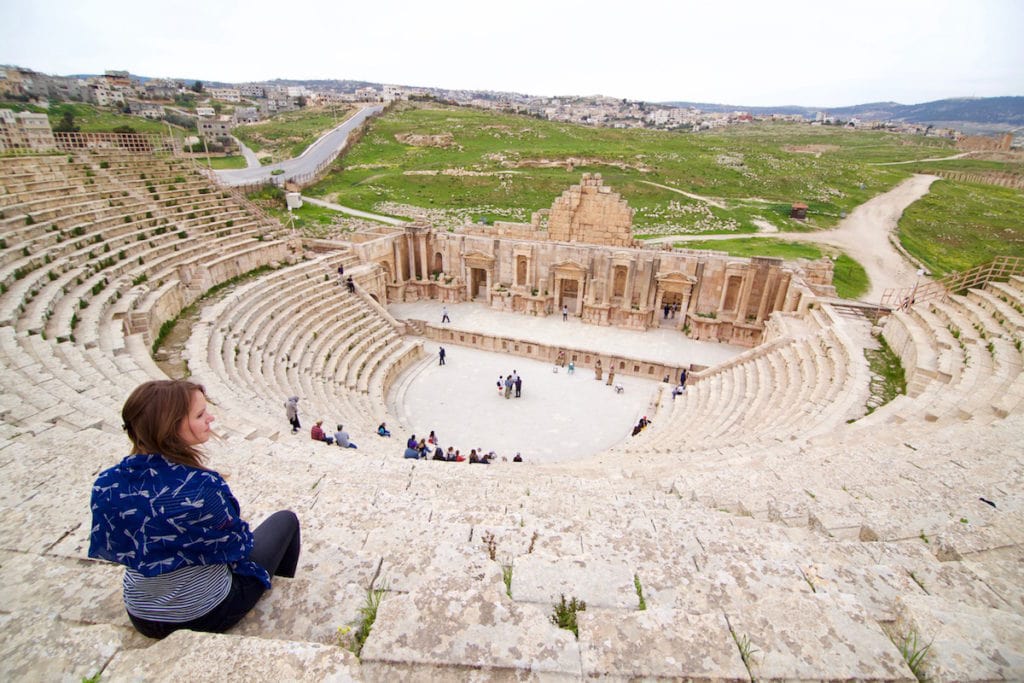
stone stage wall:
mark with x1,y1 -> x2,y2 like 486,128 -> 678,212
414,320 -> 689,382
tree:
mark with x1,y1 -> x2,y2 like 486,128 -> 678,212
296,95 -> 307,108
53,109 -> 79,133
191,80 -> 203,93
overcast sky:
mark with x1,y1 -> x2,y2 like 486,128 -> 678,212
1,0 -> 1021,107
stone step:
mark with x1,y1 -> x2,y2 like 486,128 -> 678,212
893,594 -> 1024,681
101,629 -> 360,681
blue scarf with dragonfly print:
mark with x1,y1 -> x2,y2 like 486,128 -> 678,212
88,453 -> 270,588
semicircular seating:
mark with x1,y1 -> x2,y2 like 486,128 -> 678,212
1,149 -> 1023,680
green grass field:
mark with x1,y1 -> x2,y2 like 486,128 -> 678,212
48,103 -> 185,137
302,103 -> 965,235
233,106 -> 356,162
205,156 -> 248,170
674,237 -> 869,299
897,178 -> 1024,277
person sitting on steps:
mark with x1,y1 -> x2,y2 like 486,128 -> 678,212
88,380 -> 301,639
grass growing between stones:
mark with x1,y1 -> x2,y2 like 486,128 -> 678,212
888,627 -> 933,682
633,574 -> 647,610
502,564 -> 513,598
863,333 -> 907,414
550,594 -> 586,639
348,585 -> 387,657
727,623 -> 760,681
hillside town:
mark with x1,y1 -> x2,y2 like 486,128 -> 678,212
1,64 -> 984,154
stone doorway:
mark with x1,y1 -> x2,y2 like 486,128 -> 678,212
660,291 -> 683,326
470,267 -> 488,301
559,278 -> 579,313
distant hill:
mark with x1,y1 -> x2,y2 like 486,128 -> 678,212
663,96 -> 1024,129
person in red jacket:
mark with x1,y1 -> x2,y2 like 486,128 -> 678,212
310,420 -> 333,445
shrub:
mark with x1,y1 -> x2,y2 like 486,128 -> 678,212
99,161 -> 109,169
25,214 -> 34,225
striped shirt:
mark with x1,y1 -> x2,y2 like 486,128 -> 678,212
123,564 -> 233,622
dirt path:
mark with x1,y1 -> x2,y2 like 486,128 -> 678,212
651,174 -> 940,303
637,180 -> 728,209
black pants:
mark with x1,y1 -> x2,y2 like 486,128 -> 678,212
129,510 -> 301,639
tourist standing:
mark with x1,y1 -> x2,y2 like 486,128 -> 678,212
441,306 -> 450,323
562,305 -> 568,321
284,396 -> 300,433
514,372 -> 522,398
439,346 -> 446,365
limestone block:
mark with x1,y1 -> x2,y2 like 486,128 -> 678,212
102,629 -> 359,682
961,559 -> 1024,617
0,550 -> 127,626
0,612 -> 145,681
360,583 -> 581,679
726,592 -> 915,681
376,541 -> 501,594
695,555 -> 813,610
803,561 -> 925,621
932,515 -> 1024,562
894,594 -> 1024,681
511,553 -> 635,609
231,575 -> 367,645
578,607 -> 748,680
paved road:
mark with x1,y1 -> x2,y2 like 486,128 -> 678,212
215,105 -> 383,186
232,136 -> 261,168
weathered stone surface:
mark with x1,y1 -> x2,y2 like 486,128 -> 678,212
102,629 -> 359,681
894,594 -> 1024,681
231,575 -> 367,645
578,607 -> 748,680
802,561 -> 926,621
961,558 -> 1024,617
0,550 -> 127,625
361,582 -> 581,678
726,592 -> 915,681
0,612 -> 144,681
510,553 -> 636,609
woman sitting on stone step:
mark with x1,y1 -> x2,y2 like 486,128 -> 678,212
88,379 -> 301,639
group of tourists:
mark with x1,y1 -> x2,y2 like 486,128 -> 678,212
284,397 -> 358,448
497,370 -> 523,398
402,431 -> 523,463
553,350 -> 575,375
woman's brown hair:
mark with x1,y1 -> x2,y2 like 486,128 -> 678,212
122,379 -> 209,468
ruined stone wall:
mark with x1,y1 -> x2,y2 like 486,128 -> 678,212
546,173 -> 635,247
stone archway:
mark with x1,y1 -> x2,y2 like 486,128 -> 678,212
434,252 -> 444,275
516,255 -> 528,286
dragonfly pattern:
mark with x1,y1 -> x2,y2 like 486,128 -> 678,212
88,453 -> 270,588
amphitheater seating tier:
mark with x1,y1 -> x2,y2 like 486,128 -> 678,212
1,151 -> 1023,679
